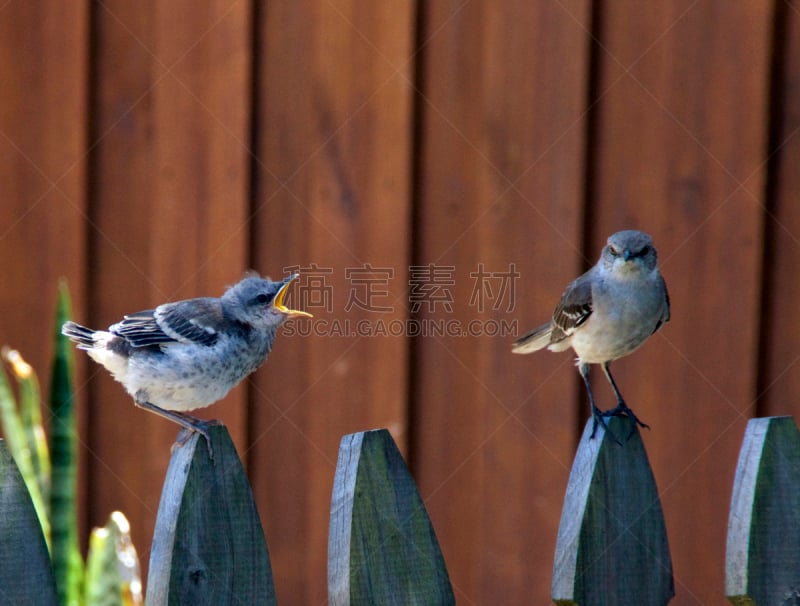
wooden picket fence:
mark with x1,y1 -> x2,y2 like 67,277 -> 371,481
1,417 -> 798,605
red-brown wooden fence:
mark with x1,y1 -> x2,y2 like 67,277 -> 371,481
2,2 -> 799,604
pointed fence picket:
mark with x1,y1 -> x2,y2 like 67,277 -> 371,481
552,417 -> 674,606
328,429 -> 454,605
725,416 -> 800,606
146,426 -> 276,605
1,417 -> 798,605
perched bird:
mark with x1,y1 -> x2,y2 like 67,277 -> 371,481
63,273 -> 312,453
512,230 -> 670,440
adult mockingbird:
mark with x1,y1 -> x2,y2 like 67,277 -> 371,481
512,230 -> 670,440
63,273 -> 312,454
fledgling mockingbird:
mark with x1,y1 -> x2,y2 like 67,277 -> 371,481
512,230 -> 670,441
63,273 -> 311,454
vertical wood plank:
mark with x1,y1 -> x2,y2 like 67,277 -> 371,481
249,2 -> 415,603
413,2 -> 591,602
588,2 -> 773,602
0,0 -> 90,544
88,0 -> 251,578
758,0 -> 800,421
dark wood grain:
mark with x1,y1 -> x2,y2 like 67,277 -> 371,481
413,1 -> 591,602
0,1 -> 89,385
758,0 -> 800,421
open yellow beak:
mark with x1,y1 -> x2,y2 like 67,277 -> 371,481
274,274 -> 313,318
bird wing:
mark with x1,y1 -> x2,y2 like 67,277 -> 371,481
110,310 -> 173,347
111,298 -> 224,348
550,272 -> 594,342
652,274 -> 670,333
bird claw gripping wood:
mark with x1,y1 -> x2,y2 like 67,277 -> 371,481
174,420 -> 222,461
601,402 -> 650,443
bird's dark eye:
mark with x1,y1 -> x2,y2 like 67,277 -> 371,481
608,246 -> 620,257
254,293 -> 272,305
640,245 -> 651,256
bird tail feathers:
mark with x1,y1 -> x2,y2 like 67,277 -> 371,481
511,322 -> 553,354
62,321 -> 97,349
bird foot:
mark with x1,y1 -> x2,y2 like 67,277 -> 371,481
136,399 -> 222,459
173,418 -> 222,460
590,406 -> 622,444
601,402 -> 649,442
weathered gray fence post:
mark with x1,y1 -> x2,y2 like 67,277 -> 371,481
328,429 -> 454,605
0,439 -> 58,605
726,416 -> 800,605
552,416 -> 674,606
146,425 -> 275,605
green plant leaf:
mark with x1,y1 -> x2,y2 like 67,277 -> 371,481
0,349 -> 51,549
49,280 -> 84,606
9,347 -> 51,504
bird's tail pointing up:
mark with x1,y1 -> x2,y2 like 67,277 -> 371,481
511,322 -> 553,354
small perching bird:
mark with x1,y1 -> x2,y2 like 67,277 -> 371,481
62,273 -> 312,453
512,230 -> 670,441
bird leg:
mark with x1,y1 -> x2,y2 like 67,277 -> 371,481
134,397 -> 219,459
579,363 -> 617,442
599,362 -> 649,441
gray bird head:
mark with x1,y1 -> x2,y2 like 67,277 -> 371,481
600,230 -> 659,275
221,273 -> 312,329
